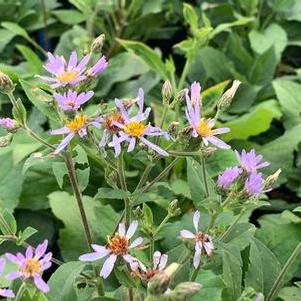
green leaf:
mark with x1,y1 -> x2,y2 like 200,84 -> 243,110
95,188 -> 131,200
245,237 -> 281,296
279,285 -> 301,301
117,39 -> 169,80
222,100 -> 282,141
18,226 -> 38,241
183,3 -> 198,30
273,80 -> 301,129
52,10 -> 85,25
19,80 -> 59,126
114,267 -> 138,288
16,44 -> 43,73
0,209 -> 17,235
48,261 -> 87,301
192,269 -> 225,301
0,29 -> 15,52
1,21 -> 30,40
49,191 -> 119,260
187,157 -> 217,205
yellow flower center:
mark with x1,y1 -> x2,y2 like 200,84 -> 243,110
58,71 -> 78,84
107,233 -> 128,255
124,121 -> 147,137
23,258 -> 42,277
196,119 -> 213,137
66,115 -> 88,132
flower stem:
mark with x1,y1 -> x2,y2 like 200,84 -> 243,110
201,156 -> 209,197
136,162 -> 153,191
117,152 -> 131,226
149,235 -> 154,261
190,265 -> 201,281
15,282 -> 26,301
178,55 -> 192,90
267,241 -> 301,301
65,153 -> 93,250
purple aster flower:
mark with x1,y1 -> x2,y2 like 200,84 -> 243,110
54,90 -> 94,111
0,117 -> 16,130
108,88 -> 169,157
244,172 -> 265,196
185,82 -> 230,149
180,211 -> 214,268
218,167 -> 242,189
235,149 -> 270,173
255,293 -> 264,301
87,56 -> 108,77
0,258 -> 15,298
79,220 -> 145,279
50,114 -> 101,154
38,51 -> 90,89
5,240 -> 52,293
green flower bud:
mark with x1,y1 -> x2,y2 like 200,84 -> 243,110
162,80 -> 173,104
217,80 -> 241,112
0,71 -> 14,94
91,34 -> 105,53
168,199 -> 181,217
167,282 -> 202,300
0,133 -> 13,147
263,169 -> 281,190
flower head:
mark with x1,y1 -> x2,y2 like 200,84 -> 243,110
185,82 -> 230,149
87,56 -> 108,77
218,167 -> 242,189
180,211 -> 214,268
235,149 -> 269,173
79,220 -> 144,279
0,117 -> 16,131
50,114 -> 101,154
5,240 -> 52,293
108,88 -> 169,157
54,90 -> 94,111
38,51 -> 91,89
0,258 -> 15,298
244,172 -> 265,196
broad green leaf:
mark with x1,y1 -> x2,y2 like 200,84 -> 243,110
48,261 -> 87,301
192,269 -> 224,301
273,80 -> 301,129
95,188 -> 131,200
16,44 -> 43,73
1,209 -> 17,234
117,39 -> 169,80
222,100 -> 282,141
279,285 -> 301,301
19,80 -> 59,126
52,10 -> 85,25
1,22 -> 30,40
49,191 -> 119,260
0,29 -> 15,52
245,237 -> 281,296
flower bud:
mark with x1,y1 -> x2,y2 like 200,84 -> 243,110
263,169 -> 281,190
170,282 -> 202,300
0,117 -> 17,131
0,133 -> 13,147
0,71 -> 14,94
202,146 -> 217,157
217,80 -> 241,112
168,199 -> 181,217
162,80 -> 173,104
176,89 -> 187,103
91,34 -> 105,53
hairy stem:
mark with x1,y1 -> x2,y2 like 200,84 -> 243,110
267,241 -> 301,301
65,154 -> 93,249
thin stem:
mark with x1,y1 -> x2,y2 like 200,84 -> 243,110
24,127 -> 56,151
178,55 -> 192,90
154,214 -> 171,237
40,0 -> 49,50
15,282 -> 27,301
201,156 -> 209,197
65,154 -> 93,250
141,158 -> 180,193
190,265 -> 201,281
135,162 -> 153,191
155,105 -> 168,145
206,212 -> 217,232
129,288 -> 134,301
168,150 -> 201,157
149,235 -> 154,261
219,209 -> 246,242
117,152 -> 131,226
267,241 -> 301,301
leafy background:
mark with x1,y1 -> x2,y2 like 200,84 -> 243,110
1,0 -> 301,300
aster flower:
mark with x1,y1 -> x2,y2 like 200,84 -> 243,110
5,240 -> 52,293
244,172 -> 265,196
79,220 -> 144,279
38,51 -> 90,89
0,117 -> 16,130
108,88 -> 169,157
54,90 -> 94,111
218,167 -> 242,189
87,56 -> 108,77
180,211 -> 214,268
185,82 -> 230,149
0,258 -> 15,298
50,114 -> 101,154
235,149 -> 269,173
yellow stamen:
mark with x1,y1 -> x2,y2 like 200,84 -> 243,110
66,115 -> 88,132
23,258 -> 42,277
196,119 -> 213,137
107,233 -> 128,255
57,71 -> 78,84
124,121 -> 147,137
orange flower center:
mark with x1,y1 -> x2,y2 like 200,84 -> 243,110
58,71 -> 78,84
66,115 -> 88,132
196,119 -> 213,137
23,258 -> 42,277
107,233 -> 129,255
124,121 -> 147,137
105,114 -> 124,132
